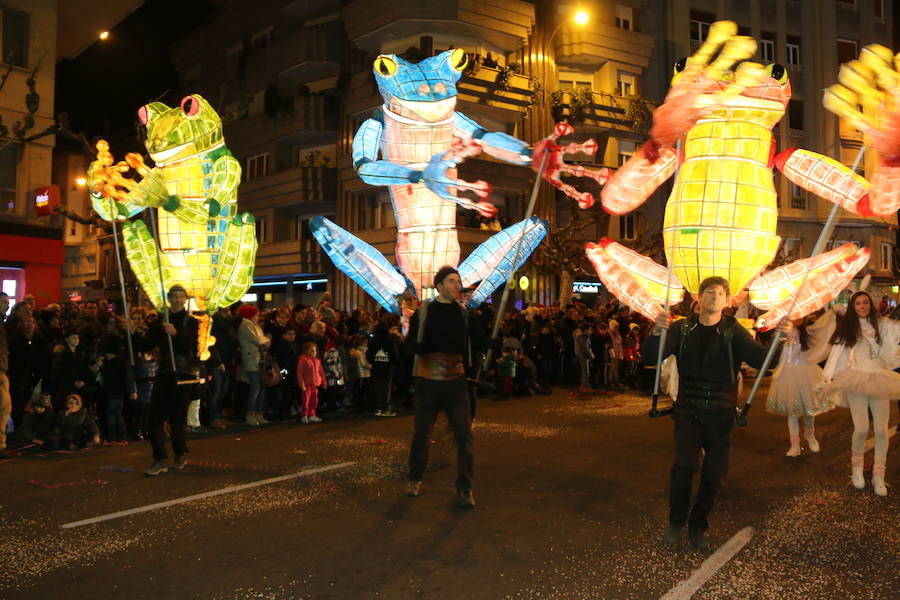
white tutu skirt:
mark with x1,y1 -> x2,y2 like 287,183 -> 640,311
819,368 -> 900,408
766,363 -> 835,416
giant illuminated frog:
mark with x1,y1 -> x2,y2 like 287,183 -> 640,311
586,21 -> 900,329
87,94 -> 258,358
311,49 -> 608,312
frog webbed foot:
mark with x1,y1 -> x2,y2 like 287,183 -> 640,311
585,238 -> 684,320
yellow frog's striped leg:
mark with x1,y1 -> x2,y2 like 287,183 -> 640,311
750,243 -> 871,331
585,238 -> 685,320
207,212 -> 258,311
205,151 -> 242,216
123,154 -> 208,225
600,144 -> 678,215
120,219 -> 178,311
774,148 -> 873,215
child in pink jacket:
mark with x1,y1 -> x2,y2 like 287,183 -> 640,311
297,342 -> 327,424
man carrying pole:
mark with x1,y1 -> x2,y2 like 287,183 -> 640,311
137,285 -> 200,477
642,276 -> 790,549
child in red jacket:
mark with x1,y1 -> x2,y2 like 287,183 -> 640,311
297,342 -> 327,424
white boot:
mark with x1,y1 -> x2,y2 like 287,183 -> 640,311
851,451 -> 865,490
872,460 -> 888,496
786,436 -> 801,458
804,432 -> 820,453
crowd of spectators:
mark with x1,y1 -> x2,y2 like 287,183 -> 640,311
0,289 -> 699,453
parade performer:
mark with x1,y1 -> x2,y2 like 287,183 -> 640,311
819,291 -> 900,496
765,311 -> 835,457
404,266 -> 489,508
311,49 -> 607,315
644,276 -> 790,549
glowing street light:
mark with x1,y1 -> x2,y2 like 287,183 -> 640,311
99,31 -> 109,41
574,11 -> 589,25
75,176 -> 87,187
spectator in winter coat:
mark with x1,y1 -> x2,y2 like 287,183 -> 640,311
238,305 -> 271,426
296,341 -> 327,424
99,318 -> 132,441
367,322 -> 399,416
57,394 -> 100,449
50,332 -> 92,412
574,322 -> 594,392
536,326 -> 559,390
321,335 -> 346,413
347,335 -> 371,410
7,315 -> 51,427
18,393 -> 58,450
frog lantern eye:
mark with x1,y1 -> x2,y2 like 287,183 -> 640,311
181,95 -> 201,117
672,57 -> 688,77
448,48 -> 468,72
373,55 -> 398,77
137,105 -> 149,125
766,63 -> 788,85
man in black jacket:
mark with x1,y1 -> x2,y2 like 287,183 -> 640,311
137,285 -> 200,476
643,276 -> 787,549
404,266 -> 489,508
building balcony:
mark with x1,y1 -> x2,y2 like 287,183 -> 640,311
254,238 -> 328,278
244,22 -> 342,90
552,91 -> 651,139
225,95 -> 338,147
342,0 -> 534,54
240,166 -> 337,212
457,65 -> 532,120
554,23 -> 654,71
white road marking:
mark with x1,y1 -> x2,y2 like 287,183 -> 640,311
659,526 -> 755,600
61,461 -> 355,529
863,426 -> 897,453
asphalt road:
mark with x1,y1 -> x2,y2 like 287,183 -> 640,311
3,386 -> 898,600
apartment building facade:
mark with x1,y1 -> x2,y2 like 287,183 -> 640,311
0,0 -> 62,310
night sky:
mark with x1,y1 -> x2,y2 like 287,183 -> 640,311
54,0 -> 215,154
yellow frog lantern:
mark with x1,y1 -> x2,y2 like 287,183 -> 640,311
88,95 -> 257,359
587,22 -> 900,329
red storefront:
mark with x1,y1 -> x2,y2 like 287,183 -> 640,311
0,222 -> 64,308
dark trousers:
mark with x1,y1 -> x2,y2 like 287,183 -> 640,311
371,376 -> 393,412
149,373 -> 191,461
669,411 -> 734,532
408,377 -> 473,492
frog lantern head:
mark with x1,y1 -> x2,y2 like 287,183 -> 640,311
138,94 -> 223,164
373,48 -> 468,123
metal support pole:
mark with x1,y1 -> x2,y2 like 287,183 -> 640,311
737,144 -> 866,426
109,213 -> 135,366
649,269 -> 676,417
145,208 -> 177,372
478,147 -> 550,379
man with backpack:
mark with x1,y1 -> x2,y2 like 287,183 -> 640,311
404,266 -> 489,508
643,276 -> 788,549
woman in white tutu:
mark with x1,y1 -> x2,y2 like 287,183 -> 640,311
820,291 -> 900,496
766,311 -> 836,457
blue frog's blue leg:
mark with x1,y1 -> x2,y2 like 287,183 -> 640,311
310,216 -> 411,314
458,217 -> 548,307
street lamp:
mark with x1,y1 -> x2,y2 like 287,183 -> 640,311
75,176 -> 87,187
550,9 -> 591,40
99,31 -> 109,41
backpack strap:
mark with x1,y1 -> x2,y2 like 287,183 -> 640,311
723,324 -> 735,383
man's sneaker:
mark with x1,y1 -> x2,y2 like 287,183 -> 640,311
663,524 -> 682,545
406,480 -> 422,497
374,410 -> 383,417
171,454 -> 188,470
188,425 -> 207,433
246,413 -> 260,426
688,528 -> 710,549
144,460 -> 168,476
457,488 -> 476,508
256,413 -> 270,425
300,416 -> 310,424
382,410 -> 397,417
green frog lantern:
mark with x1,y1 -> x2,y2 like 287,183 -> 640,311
88,94 -> 257,359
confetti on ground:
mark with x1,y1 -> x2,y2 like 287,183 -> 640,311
27,479 -> 109,489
